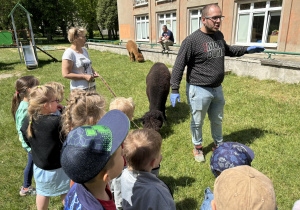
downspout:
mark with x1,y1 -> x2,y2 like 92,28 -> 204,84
178,0 -> 180,44
149,0 -> 152,43
284,0 -> 293,52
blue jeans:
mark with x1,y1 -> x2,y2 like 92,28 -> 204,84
23,150 -> 34,188
200,187 -> 214,210
186,83 -> 225,146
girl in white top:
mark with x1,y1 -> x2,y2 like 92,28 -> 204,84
62,27 -> 99,90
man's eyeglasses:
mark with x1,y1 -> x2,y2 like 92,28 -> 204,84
205,16 -> 225,22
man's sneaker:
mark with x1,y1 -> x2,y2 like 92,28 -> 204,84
19,186 -> 36,196
193,145 -> 205,162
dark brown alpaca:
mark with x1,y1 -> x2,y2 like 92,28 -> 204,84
142,62 -> 170,131
126,40 -> 144,62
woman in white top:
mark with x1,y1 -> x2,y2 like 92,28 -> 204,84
62,27 -> 99,90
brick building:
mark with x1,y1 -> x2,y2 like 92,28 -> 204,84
117,0 -> 300,52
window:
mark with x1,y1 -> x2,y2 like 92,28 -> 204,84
236,0 -> 282,46
158,12 -> 176,43
189,9 -> 203,34
136,15 -> 149,41
133,0 -> 148,7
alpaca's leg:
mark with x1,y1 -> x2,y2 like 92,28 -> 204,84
129,52 -> 134,61
128,52 -> 131,61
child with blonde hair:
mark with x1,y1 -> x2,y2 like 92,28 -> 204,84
109,97 -> 135,121
44,82 -> 65,115
121,129 -> 175,210
61,90 -> 106,137
20,85 -> 70,210
61,90 -> 106,188
11,75 -> 39,196
109,97 -> 135,209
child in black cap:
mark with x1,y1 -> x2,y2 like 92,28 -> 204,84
61,109 -> 130,209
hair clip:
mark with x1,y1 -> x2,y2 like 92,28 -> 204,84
16,91 -> 19,94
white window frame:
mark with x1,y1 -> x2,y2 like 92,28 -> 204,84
235,1 -> 282,47
133,0 -> 148,7
189,8 -> 203,35
135,15 -> 149,41
157,12 -> 176,43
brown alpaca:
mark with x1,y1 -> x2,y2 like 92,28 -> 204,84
126,40 -> 144,62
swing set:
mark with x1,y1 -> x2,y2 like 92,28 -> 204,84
0,2 -> 58,70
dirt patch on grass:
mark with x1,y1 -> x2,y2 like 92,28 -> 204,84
37,46 -> 68,51
0,73 -> 21,80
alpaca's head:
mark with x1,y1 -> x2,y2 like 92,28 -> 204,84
141,110 -> 164,131
137,53 -> 144,62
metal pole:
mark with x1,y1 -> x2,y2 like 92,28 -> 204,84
11,14 -> 23,63
27,13 -> 38,61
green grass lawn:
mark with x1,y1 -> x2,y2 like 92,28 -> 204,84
0,46 -> 299,209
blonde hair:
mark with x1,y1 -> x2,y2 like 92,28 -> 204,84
11,76 -> 39,121
109,97 -> 135,120
45,82 -> 65,102
27,85 -> 56,138
61,91 -> 106,136
123,129 -> 162,171
68,27 -> 87,43
68,89 -> 86,100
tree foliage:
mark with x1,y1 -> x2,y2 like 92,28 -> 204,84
0,0 -> 119,41
0,0 -> 28,30
74,0 -> 99,39
97,0 -> 118,39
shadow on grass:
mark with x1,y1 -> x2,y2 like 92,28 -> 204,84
159,176 -> 196,195
38,59 -> 61,68
161,102 -> 190,138
0,61 -> 21,71
203,128 -> 266,154
176,198 -> 198,210
0,59 -> 59,72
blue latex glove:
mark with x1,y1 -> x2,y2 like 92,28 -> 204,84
170,93 -> 180,107
247,46 -> 265,54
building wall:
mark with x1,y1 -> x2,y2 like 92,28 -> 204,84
117,0 -> 134,40
117,0 -> 300,52
284,0 -> 300,52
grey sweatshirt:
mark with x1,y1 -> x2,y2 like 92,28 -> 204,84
121,168 -> 176,210
171,30 -> 247,92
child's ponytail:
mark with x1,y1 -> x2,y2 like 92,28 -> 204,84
11,91 -> 21,121
11,76 -> 39,121
27,115 -> 34,138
